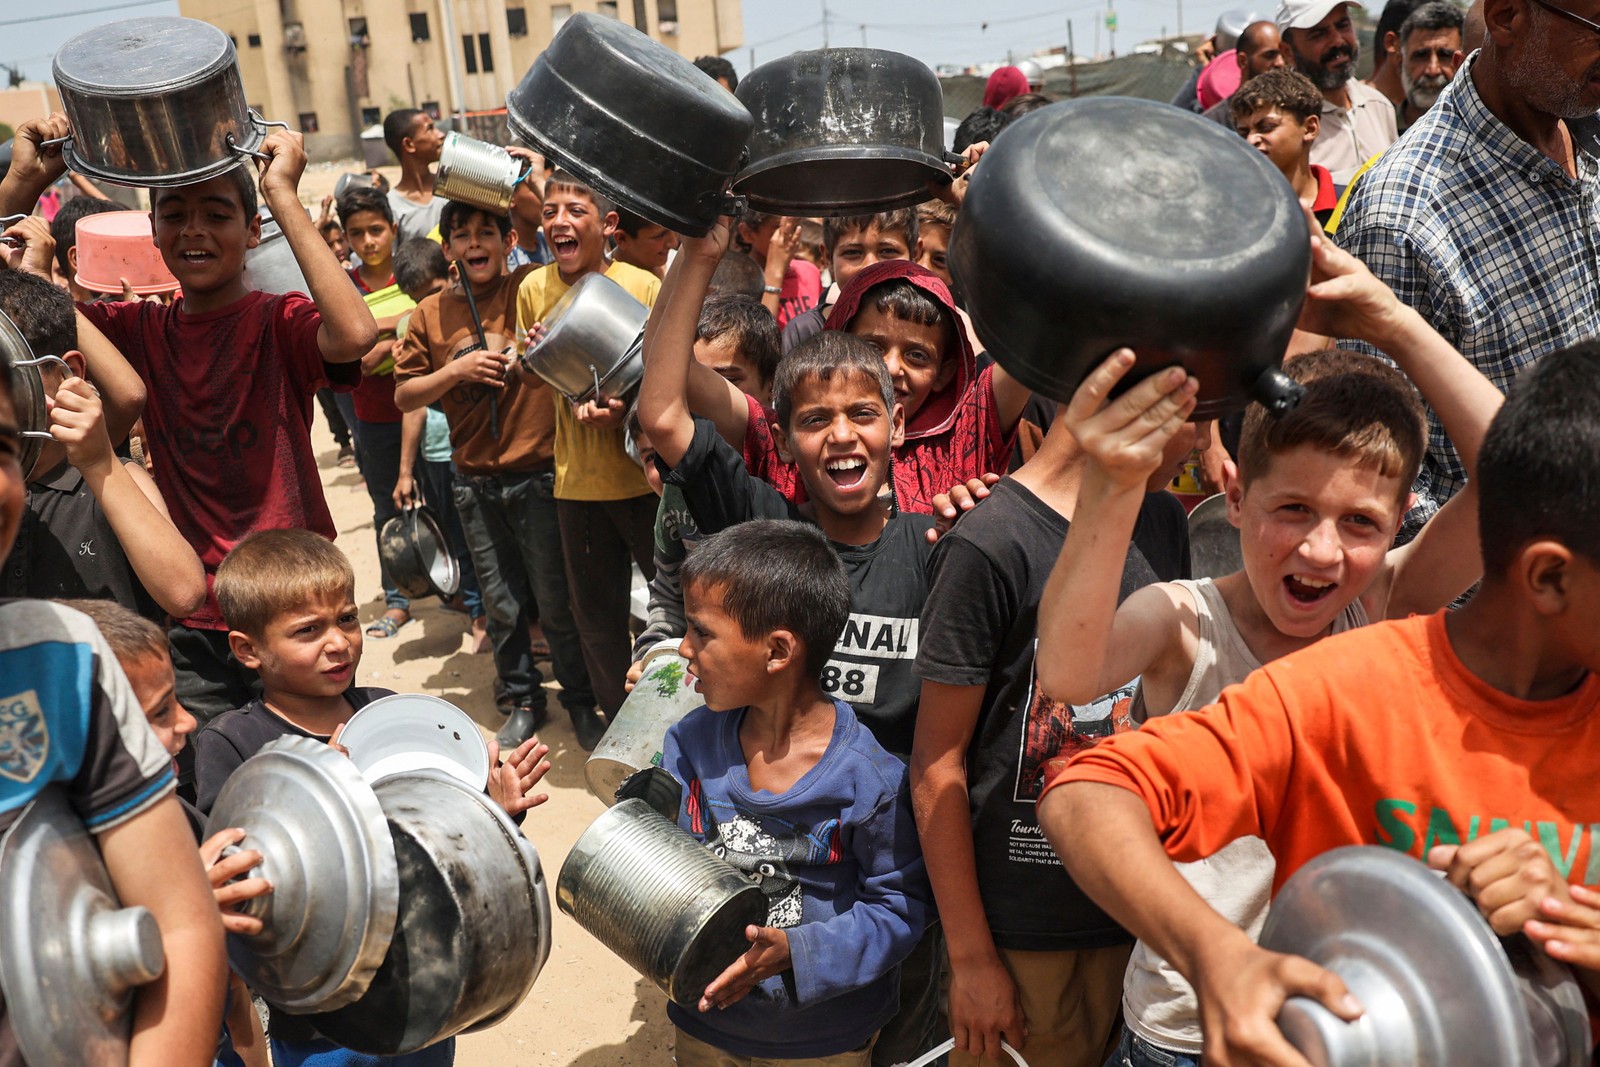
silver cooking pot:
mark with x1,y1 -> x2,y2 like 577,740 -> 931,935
1261,846 -> 1591,1067
520,272 -> 649,405
52,17 -> 286,188
1187,493 -> 1242,580
242,205 -> 310,297
435,132 -> 525,216
0,787 -> 166,1067
0,305 -> 70,482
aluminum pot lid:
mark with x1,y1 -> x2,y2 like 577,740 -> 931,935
1187,493 -> 1242,580
0,786 -> 165,1067
339,694 -> 490,791
53,17 -> 237,96
0,308 -> 47,481
1260,845 -> 1537,1067
206,735 -> 399,1012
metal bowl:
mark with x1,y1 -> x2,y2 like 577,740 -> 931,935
378,506 -> 460,601
733,48 -> 956,215
339,693 -> 490,792
504,12 -> 753,236
435,132 -> 524,216
521,272 -> 649,404
242,205 -> 310,297
52,17 -> 283,188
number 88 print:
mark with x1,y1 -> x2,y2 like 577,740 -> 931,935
820,662 -> 879,703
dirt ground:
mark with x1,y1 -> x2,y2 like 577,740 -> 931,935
299,157 -> 676,1064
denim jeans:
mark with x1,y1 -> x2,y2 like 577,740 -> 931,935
352,417 -> 409,613
419,458 -> 483,619
268,1036 -> 454,1066
1108,1031 -> 1202,1067
453,468 -> 592,712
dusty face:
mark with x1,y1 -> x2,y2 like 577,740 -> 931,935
695,334 -> 769,407
1288,4 -> 1360,91
914,224 -> 952,289
151,175 -> 259,296
243,592 -> 363,699
774,373 -> 903,522
1236,105 -> 1317,175
829,224 -> 910,292
847,304 -> 956,423
124,651 -> 197,760
542,188 -> 614,280
445,212 -> 510,288
1401,27 -> 1461,110
344,209 -> 396,271
1231,444 -> 1404,638
681,579 -> 776,712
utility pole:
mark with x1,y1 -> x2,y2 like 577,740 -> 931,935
436,0 -> 467,123
1067,19 -> 1078,96
860,23 -> 867,45
821,0 -> 829,47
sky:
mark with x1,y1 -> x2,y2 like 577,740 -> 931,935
0,0 -> 1267,86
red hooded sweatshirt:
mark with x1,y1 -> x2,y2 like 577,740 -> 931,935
740,260 -> 1018,514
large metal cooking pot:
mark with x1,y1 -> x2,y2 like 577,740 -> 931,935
504,12 -> 753,237
339,693 -> 490,792
948,97 -> 1308,421
0,306 -> 70,482
1260,846 -> 1591,1067
52,17 -> 286,189
559,798 -> 768,1008
732,48 -> 956,215
585,641 -> 701,805
207,736 -> 401,1013
378,505 -> 460,601
242,205 -> 310,297
0,787 -> 166,1067
1187,493 -> 1242,580
435,131 -> 525,216
298,770 -> 553,1054
520,272 -> 649,404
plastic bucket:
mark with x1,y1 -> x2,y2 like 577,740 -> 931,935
557,799 -> 767,1008
584,641 -> 700,805
73,211 -> 178,295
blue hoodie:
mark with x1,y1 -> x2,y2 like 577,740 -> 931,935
660,700 -> 932,1059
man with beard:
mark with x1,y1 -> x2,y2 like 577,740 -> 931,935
1201,20 -> 1292,125
1335,0 -> 1600,542
1395,2 -> 1465,131
1278,0 -> 1400,183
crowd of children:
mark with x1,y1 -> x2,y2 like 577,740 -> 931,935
2,11 -> 1600,1067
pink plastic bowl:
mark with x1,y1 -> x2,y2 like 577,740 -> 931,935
74,211 -> 179,295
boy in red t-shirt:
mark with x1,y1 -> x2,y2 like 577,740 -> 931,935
736,208 -> 822,328
1039,340 -> 1600,1063
5,121 -> 377,731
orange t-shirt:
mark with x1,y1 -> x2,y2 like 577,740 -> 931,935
1043,611 -> 1600,892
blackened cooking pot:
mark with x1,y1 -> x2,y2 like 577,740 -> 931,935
504,12 -> 753,237
948,97 -> 1308,420
733,48 -> 956,215
378,505 -> 460,601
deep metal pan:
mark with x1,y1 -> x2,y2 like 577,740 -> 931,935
52,17 -> 286,189
0,304 -> 68,482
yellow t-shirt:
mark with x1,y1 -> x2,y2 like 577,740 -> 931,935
516,259 -> 660,501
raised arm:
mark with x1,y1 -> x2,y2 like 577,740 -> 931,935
1034,353 -> 1197,705
254,132 -> 377,363
0,114 -> 70,217
639,219 -> 740,467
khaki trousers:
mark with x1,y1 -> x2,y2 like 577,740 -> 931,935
674,1027 -> 876,1067
950,943 -> 1131,1067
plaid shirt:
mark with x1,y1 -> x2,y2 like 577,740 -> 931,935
1335,53 -> 1600,525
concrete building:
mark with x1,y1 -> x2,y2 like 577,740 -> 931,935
175,0 -> 744,161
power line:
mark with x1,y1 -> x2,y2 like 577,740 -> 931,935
0,0 -> 173,28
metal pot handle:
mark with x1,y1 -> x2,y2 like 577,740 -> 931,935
227,110 -> 292,162
896,1038 -> 1029,1067
37,135 -> 72,149
15,355 -> 72,440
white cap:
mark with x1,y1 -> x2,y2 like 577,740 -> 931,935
1275,0 -> 1357,31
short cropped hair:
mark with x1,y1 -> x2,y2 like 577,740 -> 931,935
439,200 -> 512,239
681,519 -> 850,680
709,251 -> 765,300
215,529 -> 356,637
336,185 -> 394,228
693,55 -> 739,91
915,200 -> 957,234
954,107 -> 1011,153
1399,0 -> 1464,45
543,170 -> 614,216
771,331 -> 896,432
698,294 -> 781,386
1478,341 -> 1600,573
0,269 -> 76,358
1237,349 -> 1426,503
823,209 -> 918,259
858,277 -> 956,363
383,108 -> 425,158
152,165 -> 258,222
1374,0 -> 1426,60
50,197 -> 121,277
63,599 -> 167,666
1231,69 -> 1324,125
392,237 -> 449,295
614,207 -> 656,238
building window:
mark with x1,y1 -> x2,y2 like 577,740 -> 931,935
348,16 -> 369,46
361,106 -> 382,126
478,32 -> 493,72
658,0 -> 678,22
409,12 -> 430,41
228,34 -> 238,47
420,100 -> 441,120
461,34 -> 478,74
247,33 -> 262,46
551,4 -> 572,35
597,0 -> 617,16
299,112 -> 319,133
506,7 -> 527,36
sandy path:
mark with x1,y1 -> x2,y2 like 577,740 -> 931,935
313,399 -> 674,1066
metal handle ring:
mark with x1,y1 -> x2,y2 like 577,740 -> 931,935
217,843 -> 272,921
37,136 -> 73,149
